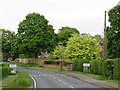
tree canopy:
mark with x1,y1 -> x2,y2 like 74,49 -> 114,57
93,34 -> 103,46
107,5 -> 120,58
0,29 -> 15,60
57,27 -> 80,46
14,13 -> 58,57
64,33 -> 101,61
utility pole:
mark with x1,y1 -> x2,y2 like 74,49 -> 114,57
103,11 -> 107,58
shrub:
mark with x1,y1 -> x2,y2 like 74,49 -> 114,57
113,58 -> 120,80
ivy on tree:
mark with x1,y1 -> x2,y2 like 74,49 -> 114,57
14,13 -> 58,57
107,5 -> 120,58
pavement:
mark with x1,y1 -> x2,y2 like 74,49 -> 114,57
16,66 -> 111,89
65,72 -> 120,89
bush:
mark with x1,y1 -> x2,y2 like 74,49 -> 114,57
113,58 -> 120,80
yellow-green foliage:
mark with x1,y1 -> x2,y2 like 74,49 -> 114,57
52,45 -> 65,59
65,33 -> 102,60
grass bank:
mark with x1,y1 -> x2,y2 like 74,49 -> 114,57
2,71 -> 32,89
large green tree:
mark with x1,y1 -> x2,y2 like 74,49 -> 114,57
64,33 -> 101,61
57,27 -> 80,46
14,13 -> 58,57
107,5 -> 120,58
0,29 -> 15,60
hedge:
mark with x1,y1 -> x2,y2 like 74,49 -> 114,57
2,67 -> 9,79
90,60 -> 99,74
113,58 -> 120,80
0,63 -> 10,79
73,58 -> 120,80
72,59 -> 89,72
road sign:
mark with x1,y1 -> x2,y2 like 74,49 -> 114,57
83,63 -> 90,67
9,64 -> 17,68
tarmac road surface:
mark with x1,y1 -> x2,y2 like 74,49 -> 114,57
16,66 -> 110,90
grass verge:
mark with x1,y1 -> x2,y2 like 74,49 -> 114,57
2,71 -> 32,88
73,71 -> 120,84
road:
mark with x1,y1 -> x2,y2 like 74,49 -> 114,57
16,66 -> 109,89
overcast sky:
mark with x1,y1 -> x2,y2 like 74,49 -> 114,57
0,0 -> 119,36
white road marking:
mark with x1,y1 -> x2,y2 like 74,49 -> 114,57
62,82 -> 67,85
52,77 -> 56,79
58,79 -> 62,81
69,85 -> 74,88
29,75 -> 36,88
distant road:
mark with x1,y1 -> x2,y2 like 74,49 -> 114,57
17,66 -> 109,89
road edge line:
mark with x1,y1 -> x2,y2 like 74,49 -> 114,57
29,75 -> 36,88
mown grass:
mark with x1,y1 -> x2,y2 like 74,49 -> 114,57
2,71 -> 32,88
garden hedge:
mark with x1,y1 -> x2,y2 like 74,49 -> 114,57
72,59 -> 89,72
73,58 -> 120,80
113,58 -> 120,80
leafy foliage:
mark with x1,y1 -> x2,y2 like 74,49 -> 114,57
93,34 -> 103,46
13,13 -> 58,57
72,59 -> 89,72
52,45 -> 65,59
0,29 -> 16,60
113,58 -> 120,80
65,33 -> 101,60
57,27 -> 80,46
107,5 -> 120,58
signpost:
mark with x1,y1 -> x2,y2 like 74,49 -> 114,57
83,63 -> 90,72
9,64 -> 17,74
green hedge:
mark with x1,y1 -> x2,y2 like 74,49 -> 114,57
72,59 -> 89,72
2,67 -> 9,79
113,58 -> 120,80
73,58 -> 120,80
90,60 -> 99,74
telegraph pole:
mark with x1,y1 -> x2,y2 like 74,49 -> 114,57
103,11 -> 107,58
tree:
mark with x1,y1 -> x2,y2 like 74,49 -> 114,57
0,29 -> 15,60
93,34 -> 103,46
57,27 -> 80,46
52,45 -> 65,59
64,33 -> 101,61
107,5 -> 120,58
14,13 -> 58,57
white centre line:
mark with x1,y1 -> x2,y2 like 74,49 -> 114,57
52,77 -> 56,79
62,82 -> 67,85
58,79 -> 62,81
69,85 -> 74,88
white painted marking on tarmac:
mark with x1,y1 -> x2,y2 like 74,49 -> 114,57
29,75 -> 36,88
53,77 -> 56,79
62,82 -> 67,85
58,79 -> 62,81
69,85 -> 74,88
